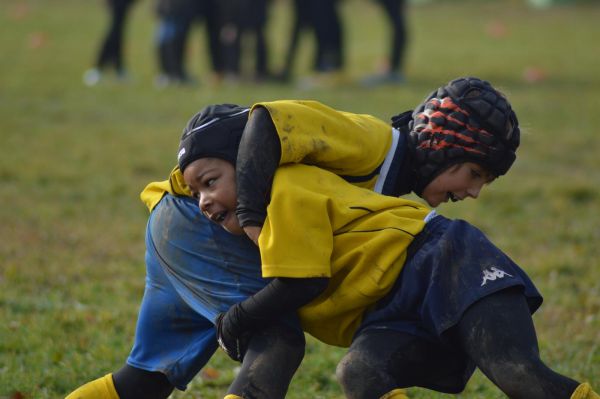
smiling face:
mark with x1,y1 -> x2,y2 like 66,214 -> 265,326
420,162 -> 494,208
182,157 -> 244,235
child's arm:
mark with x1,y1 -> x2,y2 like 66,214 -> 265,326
216,276 -> 329,361
235,107 -> 281,232
235,101 -> 392,236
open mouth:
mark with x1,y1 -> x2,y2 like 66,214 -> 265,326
213,211 -> 226,223
204,210 -> 227,223
448,192 -> 460,202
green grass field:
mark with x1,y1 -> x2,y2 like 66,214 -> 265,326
1,0 -> 599,397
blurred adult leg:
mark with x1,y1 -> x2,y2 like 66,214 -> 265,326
309,0 -> 343,72
204,0 -> 225,78
250,0 -> 270,79
96,0 -> 135,72
218,0 -> 243,78
361,0 -> 407,86
377,0 -> 406,74
277,0 -> 310,81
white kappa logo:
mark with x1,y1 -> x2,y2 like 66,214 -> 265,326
481,267 -> 513,286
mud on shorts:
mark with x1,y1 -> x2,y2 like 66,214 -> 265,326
356,213 -> 543,392
127,194 -> 300,390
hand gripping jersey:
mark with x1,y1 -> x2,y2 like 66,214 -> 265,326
259,164 -> 430,347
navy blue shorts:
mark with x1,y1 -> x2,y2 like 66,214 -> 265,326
356,214 -> 543,389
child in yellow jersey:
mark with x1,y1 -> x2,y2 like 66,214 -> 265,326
179,81 -> 596,398
182,159 -> 597,399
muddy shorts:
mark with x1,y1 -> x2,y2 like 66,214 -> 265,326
356,213 -> 543,390
127,194 -> 300,390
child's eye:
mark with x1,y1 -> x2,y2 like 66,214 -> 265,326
206,178 -> 216,187
470,168 -> 482,179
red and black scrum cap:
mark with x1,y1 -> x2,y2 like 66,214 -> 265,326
407,77 -> 520,195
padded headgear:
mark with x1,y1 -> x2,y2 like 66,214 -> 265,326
177,104 -> 249,171
408,77 -> 520,195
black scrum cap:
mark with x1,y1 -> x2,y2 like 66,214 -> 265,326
177,104 -> 250,171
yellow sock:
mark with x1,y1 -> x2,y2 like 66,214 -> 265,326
65,374 -> 119,399
224,395 -> 243,399
571,383 -> 600,399
379,388 -> 409,399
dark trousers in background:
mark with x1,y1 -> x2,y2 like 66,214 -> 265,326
96,0 -> 136,72
377,0 -> 406,72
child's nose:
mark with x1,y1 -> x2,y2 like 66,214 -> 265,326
467,184 -> 483,199
199,194 -> 211,212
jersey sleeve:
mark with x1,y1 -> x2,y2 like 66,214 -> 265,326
251,100 -> 392,177
140,166 -> 191,212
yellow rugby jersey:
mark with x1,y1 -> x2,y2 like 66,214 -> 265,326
259,164 -> 430,347
140,166 -> 190,212
252,100 -> 393,190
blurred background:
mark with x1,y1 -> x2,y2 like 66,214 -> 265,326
1,0 -> 599,398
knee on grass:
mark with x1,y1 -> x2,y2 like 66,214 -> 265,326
336,350 -> 390,399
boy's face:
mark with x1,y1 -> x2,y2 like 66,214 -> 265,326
182,157 -> 244,235
421,162 -> 494,208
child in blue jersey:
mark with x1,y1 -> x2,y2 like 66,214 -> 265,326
65,77 -> 597,399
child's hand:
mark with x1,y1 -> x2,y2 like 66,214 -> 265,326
243,226 -> 262,246
215,312 -> 250,362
